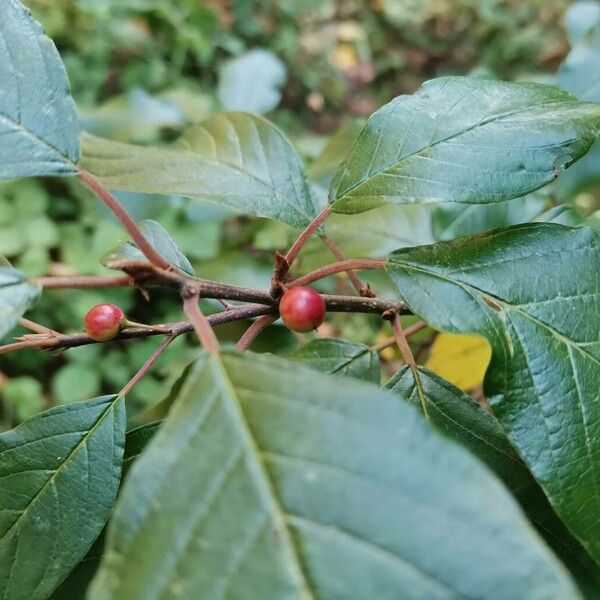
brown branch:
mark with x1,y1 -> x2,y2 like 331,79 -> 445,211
286,206 -> 332,267
0,305 -> 275,355
19,318 -> 58,336
236,315 -> 278,351
372,320 -> 428,353
391,314 -> 429,418
320,235 -> 366,295
78,169 -> 172,271
181,289 -> 220,353
119,335 -> 175,397
290,258 -> 385,288
32,275 -> 134,290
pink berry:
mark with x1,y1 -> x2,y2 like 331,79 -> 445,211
84,303 -> 125,341
279,286 -> 326,332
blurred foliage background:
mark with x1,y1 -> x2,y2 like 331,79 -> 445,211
1,0 -> 598,429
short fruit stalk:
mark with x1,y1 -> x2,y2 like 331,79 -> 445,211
279,286 -> 326,332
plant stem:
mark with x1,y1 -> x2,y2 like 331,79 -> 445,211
18,318 -> 58,336
78,169 -> 172,271
391,315 -> 429,418
0,305 -> 275,355
119,335 -> 175,397
372,320 -> 428,352
290,258 -> 385,288
32,275 -> 133,289
236,315 -> 278,351
182,292 -> 220,353
320,235 -> 366,295
285,206 -> 332,267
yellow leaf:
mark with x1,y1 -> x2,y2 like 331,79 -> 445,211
425,333 -> 492,391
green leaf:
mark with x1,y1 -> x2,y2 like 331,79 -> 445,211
218,49 -> 287,114
431,193 -> 547,241
387,366 -> 600,594
293,338 -> 380,383
307,119 -> 364,186
0,265 -> 41,340
386,223 -> 600,562
0,0 -> 79,179
89,352 -> 578,599
50,421 -> 161,600
329,77 -> 600,213
81,113 -> 322,228
104,219 -> 194,275
0,395 -> 126,600
122,422 -> 160,474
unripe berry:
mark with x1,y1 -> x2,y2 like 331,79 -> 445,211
279,286 -> 326,332
84,303 -> 125,341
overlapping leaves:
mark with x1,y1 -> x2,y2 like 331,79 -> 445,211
89,352 -> 577,599
386,223 -> 600,562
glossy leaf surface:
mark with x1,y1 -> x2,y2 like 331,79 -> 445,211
386,223 -> 600,561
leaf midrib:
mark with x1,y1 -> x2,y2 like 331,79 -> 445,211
214,355 -> 315,599
0,111 -> 75,168
0,397 -> 119,543
333,97 -> 589,201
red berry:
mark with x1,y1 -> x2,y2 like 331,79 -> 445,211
84,303 -> 125,341
279,286 -> 326,332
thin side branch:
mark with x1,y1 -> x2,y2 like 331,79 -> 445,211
320,235 -> 366,295
236,315 -> 278,351
286,206 -> 332,267
391,315 -> 429,418
372,320 -> 428,352
119,335 -> 175,397
78,169 -> 172,271
32,275 -> 133,290
290,258 -> 385,288
182,290 -> 220,353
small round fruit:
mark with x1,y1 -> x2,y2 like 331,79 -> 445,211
279,286 -> 326,332
84,303 -> 125,341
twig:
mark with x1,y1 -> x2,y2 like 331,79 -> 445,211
391,314 -> 429,418
372,321 -> 428,353
320,235 -> 366,295
181,288 -> 220,353
0,304 -> 275,355
290,258 -> 385,288
286,206 -> 332,267
78,169 -> 172,271
119,335 -> 175,397
19,318 -> 58,336
32,275 -> 133,289
236,315 -> 278,351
